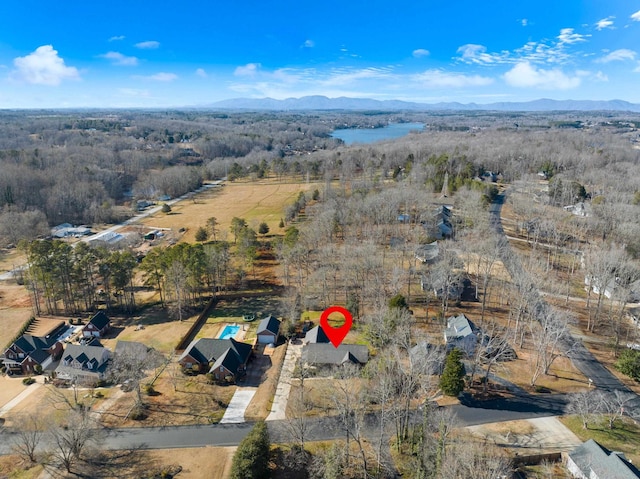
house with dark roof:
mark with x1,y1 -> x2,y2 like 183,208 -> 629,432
55,343 -> 111,385
415,241 -> 440,264
2,324 -> 67,375
304,325 -> 331,344
82,311 -> 110,338
301,343 -> 369,369
565,439 -> 640,479
256,315 -> 281,344
177,337 -> 252,382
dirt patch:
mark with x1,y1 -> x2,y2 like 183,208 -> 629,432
146,446 -> 236,479
0,454 -> 43,479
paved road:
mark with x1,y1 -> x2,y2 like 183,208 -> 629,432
490,193 -> 640,408
0,392 -> 570,454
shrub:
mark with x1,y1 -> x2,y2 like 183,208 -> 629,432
615,349 -> 640,381
22,376 -> 35,385
229,421 -> 270,479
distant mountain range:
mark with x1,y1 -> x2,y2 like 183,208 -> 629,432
209,95 -> 640,112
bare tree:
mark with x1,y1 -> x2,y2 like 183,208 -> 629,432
530,307 -> 573,386
567,390 -> 600,429
11,413 -> 46,464
45,408 -> 103,474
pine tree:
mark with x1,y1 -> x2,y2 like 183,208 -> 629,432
440,348 -> 465,396
229,421 -> 270,479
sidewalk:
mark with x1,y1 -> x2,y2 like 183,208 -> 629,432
0,379 -> 43,417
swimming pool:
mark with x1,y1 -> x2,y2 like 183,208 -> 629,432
219,324 -> 240,340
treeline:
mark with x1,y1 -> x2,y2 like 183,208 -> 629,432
21,240 -> 137,315
140,242 -> 231,320
2,109 -> 639,250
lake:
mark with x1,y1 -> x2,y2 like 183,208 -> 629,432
330,122 -> 425,145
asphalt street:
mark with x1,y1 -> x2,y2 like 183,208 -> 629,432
490,193 -> 640,410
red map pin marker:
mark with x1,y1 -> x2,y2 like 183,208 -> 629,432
319,306 -> 353,348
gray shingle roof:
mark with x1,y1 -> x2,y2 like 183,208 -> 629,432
178,338 -> 251,375
445,314 -> 477,341
257,315 -> 280,336
304,325 -> 330,343
302,343 -> 369,366
569,439 -> 640,479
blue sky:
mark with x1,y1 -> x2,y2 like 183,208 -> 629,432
1,1 -> 640,108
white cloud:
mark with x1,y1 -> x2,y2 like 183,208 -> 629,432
12,45 -> 79,85
412,69 -> 493,88
521,19 -> 528,27
457,44 -> 494,63
100,51 -> 139,66
109,35 -> 125,42
595,49 -> 636,63
195,68 -> 207,78
503,62 -> 580,89
135,41 -> 160,49
135,72 -> 177,81
631,10 -> 640,21
412,49 -> 430,58
303,40 -> 315,48
557,28 -> 589,44
234,63 -> 261,76
595,17 -> 615,30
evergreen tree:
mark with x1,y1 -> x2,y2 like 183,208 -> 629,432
230,421 -> 270,479
440,348 -> 465,396
195,226 -> 209,242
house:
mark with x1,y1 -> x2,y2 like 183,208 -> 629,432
444,314 -> 479,353
256,315 -> 281,345
177,337 -> 252,382
301,343 -> 369,368
2,333 -> 65,375
114,340 -> 150,361
304,325 -> 331,344
415,241 -> 440,264
565,439 -> 640,479
409,342 -> 445,374
82,311 -> 110,338
55,343 -> 111,385
564,202 -> 591,217
423,205 -> 453,240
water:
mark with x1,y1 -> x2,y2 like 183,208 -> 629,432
219,324 -> 240,339
330,122 -> 424,145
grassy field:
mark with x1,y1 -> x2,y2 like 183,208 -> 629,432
0,282 -> 34,348
560,415 -> 640,465
138,178 -> 320,243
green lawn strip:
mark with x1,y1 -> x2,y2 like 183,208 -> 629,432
560,415 -> 640,464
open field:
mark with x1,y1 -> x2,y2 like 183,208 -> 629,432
137,179 -> 320,243
0,282 -> 34,348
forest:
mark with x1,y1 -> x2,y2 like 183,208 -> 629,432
1,108 -> 639,249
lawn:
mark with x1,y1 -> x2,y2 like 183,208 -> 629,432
0,281 -> 34,348
138,178 -> 320,243
560,415 -> 640,465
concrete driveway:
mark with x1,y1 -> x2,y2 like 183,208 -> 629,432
219,387 -> 257,424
